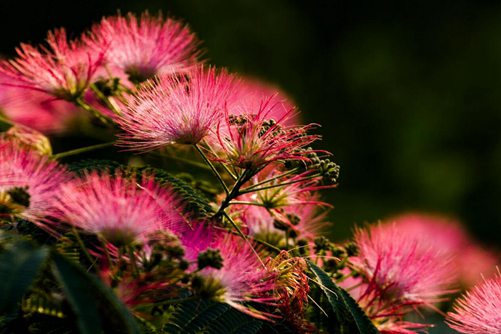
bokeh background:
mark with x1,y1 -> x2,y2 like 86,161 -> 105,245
1,0 -> 500,250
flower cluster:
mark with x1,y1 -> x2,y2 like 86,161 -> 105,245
0,11 -> 498,334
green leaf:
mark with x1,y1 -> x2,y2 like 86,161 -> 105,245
0,240 -> 49,313
164,299 -> 264,334
205,307 -> 263,334
67,159 -> 123,175
51,252 -> 141,334
164,299 -> 229,333
307,261 -> 379,334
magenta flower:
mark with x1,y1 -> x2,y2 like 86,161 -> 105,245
0,141 -> 70,224
208,100 -> 320,171
0,29 -> 104,100
117,66 -> 235,150
53,172 -> 187,244
84,12 -> 200,83
181,225 -> 277,319
447,272 -> 501,334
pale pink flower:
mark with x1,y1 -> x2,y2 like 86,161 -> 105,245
117,66 -> 235,150
447,272 -> 501,334
0,29 -> 104,100
52,172 -> 187,244
208,100 -> 320,171
0,141 -> 70,224
227,76 -> 300,126
84,12 -> 200,83
386,213 -> 499,286
181,225 -> 277,319
351,223 -> 456,322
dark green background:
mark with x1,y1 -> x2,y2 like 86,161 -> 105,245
1,0 -> 501,247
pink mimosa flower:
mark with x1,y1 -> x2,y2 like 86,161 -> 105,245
351,223 -> 456,324
386,212 -> 499,287
0,141 -> 70,224
181,225 -> 277,319
117,66 -> 235,150
84,12 -> 201,83
0,75 -> 77,133
447,272 -> 501,334
208,100 -> 320,171
0,29 -> 104,100
53,172 -> 187,244
227,76 -> 300,126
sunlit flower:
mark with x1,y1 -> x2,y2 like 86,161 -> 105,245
2,125 -> 52,156
0,29 -> 104,100
447,272 -> 501,334
208,100 -> 320,171
227,76 -> 299,126
53,171 -> 187,244
0,141 -> 70,224
181,225 -> 277,319
117,66 -> 235,150
85,12 -> 200,83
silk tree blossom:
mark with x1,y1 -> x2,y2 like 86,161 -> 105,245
0,141 -> 70,224
117,66 -> 236,150
446,272 -> 501,334
227,76 -> 300,126
84,12 -> 201,84
52,172 -> 187,244
181,225 -> 277,319
385,212 -> 499,286
267,251 -> 313,332
0,29 -> 104,100
0,73 -> 77,133
209,100 -> 320,171
347,223 -> 457,332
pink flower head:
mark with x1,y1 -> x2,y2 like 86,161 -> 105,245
0,73 -> 77,133
227,76 -> 300,126
117,66 -> 235,150
352,223 -> 456,313
53,171 -> 187,244
0,141 -> 70,224
209,99 -> 320,171
0,29 -> 104,100
85,12 -> 201,83
447,272 -> 501,334
182,225 -> 277,319
386,212 -> 499,287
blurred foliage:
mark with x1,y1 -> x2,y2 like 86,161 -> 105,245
1,0 -> 501,247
